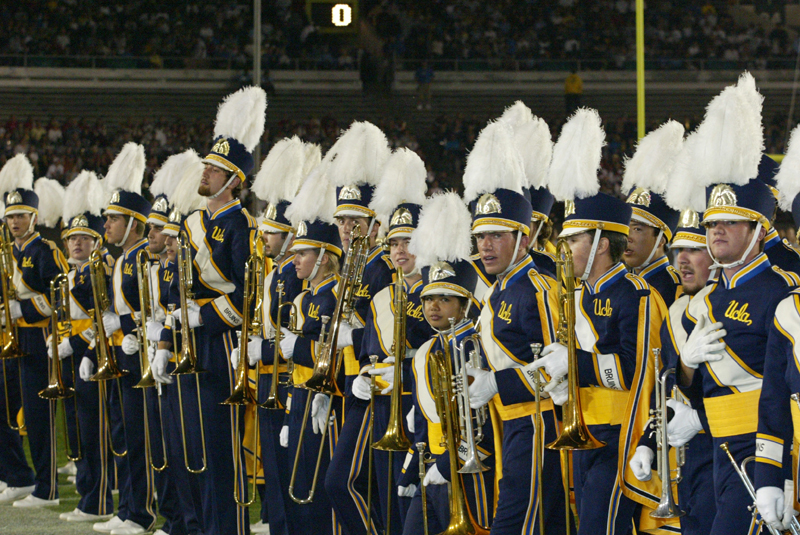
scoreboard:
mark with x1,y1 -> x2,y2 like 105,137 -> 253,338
306,0 -> 359,33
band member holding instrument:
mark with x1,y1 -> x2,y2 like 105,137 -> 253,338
676,74 -> 799,535
0,156 -> 68,507
401,191 -> 495,535
461,120 -> 569,535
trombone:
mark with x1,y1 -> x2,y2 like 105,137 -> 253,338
261,280 -> 299,410
0,222 -> 24,360
170,229 -> 207,474
38,272 -> 82,461
132,249 -> 168,472
648,348 -> 684,519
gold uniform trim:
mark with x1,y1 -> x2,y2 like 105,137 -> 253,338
105,205 -> 148,224
204,154 -> 246,183
631,206 -> 673,241
562,219 -> 630,236
334,203 -> 376,218
702,206 -> 770,229
471,218 -> 530,235
672,232 -> 706,246
291,238 -> 343,257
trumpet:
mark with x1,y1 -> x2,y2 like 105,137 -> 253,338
0,222 -> 24,360
453,325 -> 489,474
132,249 -> 168,472
648,348 -> 684,519
262,280 -> 299,410
88,250 -> 128,382
720,442 -> 800,535
38,272 -> 82,461
547,238 -> 604,451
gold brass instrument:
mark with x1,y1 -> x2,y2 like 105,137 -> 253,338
88,250 -> 128,381
429,339 -> 490,535
529,343 -> 545,535
648,348 -> 684,519
720,442 -> 800,535
299,224 -> 370,394
39,272 -> 82,461
132,249 -> 168,472
417,442 -> 433,535
547,238 -> 605,451
262,280 -> 299,409
2,359 -> 23,431
454,327 -> 489,474
0,223 -> 24,360
223,247 -> 263,507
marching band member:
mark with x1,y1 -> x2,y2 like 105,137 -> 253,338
402,191 -> 495,535
755,154 -> 800,274
55,170 -> 115,523
96,142 -> 156,535
0,157 -> 68,507
462,120 -> 570,535
322,121 -> 395,535
281,163 -> 345,535
621,121 -> 684,308
753,124 -> 800,532
531,108 -> 665,534
244,136 -> 319,535
676,73 -> 799,535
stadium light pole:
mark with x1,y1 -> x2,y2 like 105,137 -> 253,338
636,0 -> 645,140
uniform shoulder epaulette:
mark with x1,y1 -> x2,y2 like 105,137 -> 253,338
527,269 -> 554,293
42,238 -> 60,252
771,265 -> 800,286
781,238 -> 800,257
379,253 -> 394,271
666,265 -> 681,284
624,272 -> 650,292
536,250 -> 557,262
241,207 -> 258,229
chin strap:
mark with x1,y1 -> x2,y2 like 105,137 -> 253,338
581,228 -> 604,281
308,246 -> 327,282
638,229 -> 664,271
26,213 -> 37,236
529,221 -> 543,251
209,171 -> 239,200
114,217 -> 135,248
499,231 -> 524,279
276,232 -> 295,263
707,222 -> 762,271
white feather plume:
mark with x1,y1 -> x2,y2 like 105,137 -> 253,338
497,101 -> 534,131
213,86 -> 267,152
777,124 -> 800,211
151,150 -> 200,200
409,192 -> 473,269
63,170 -> 103,222
286,164 -> 336,226
547,108 -> 606,201
0,154 -> 34,197
621,120 -> 685,195
33,178 -> 65,228
513,117 -> 553,190
691,71 -> 764,188
169,154 -> 206,215
302,142 -> 322,178
369,148 -> 428,223
325,121 -> 391,188
462,121 -> 526,202
105,142 -> 145,194
252,137 -> 308,204
664,132 -> 706,213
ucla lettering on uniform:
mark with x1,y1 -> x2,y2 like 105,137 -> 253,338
163,270 -> 173,283
308,302 -> 320,320
123,263 -> 133,276
498,301 -> 513,324
211,226 -> 225,242
594,298 -> 613,317
725,300 -> 753,326
355,283 -> 370,298
406,301 -> 423,320
21,257 -> 33,268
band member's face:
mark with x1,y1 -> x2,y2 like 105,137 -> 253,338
199,164 -> 236,197
706,220 -> 764,265
293,248 -> 321,280
389,237 -> 416,275
336,216 -> 371,250
675,247 -> 713,295
4,213 -> 32,239
165,236 -> 178,262
565,231 -> 593,275
147,223 -> 167,254
422,295 -> 464,330
104,214 -> 128,244
67,234 -> 95,262
475,231 -> 518,275
263,232 -> 288,259
624,221 -> 660,269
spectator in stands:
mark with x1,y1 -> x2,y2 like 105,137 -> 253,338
415,61 -> 434,110
565,69 -> 583,115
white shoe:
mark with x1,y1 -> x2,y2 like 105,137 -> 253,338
153,530 -> 169,535
0,480 -> 6,493
251,520 -> 271,533
0,485 -> 35,503
67,475 -> 76,484
58,460 -> 77,475
94,515 -> 125,533
111,488 -> 119,495
13,494 -> 59,507
64,508 -> 114,522
110,520 -> 146,535
61,508 -> 81,520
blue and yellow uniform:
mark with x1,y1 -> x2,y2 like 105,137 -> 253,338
636,255 -> 682,309
764,227 -> 800,275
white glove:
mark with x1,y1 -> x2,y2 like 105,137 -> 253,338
185,300 -> 202,329
629,446 -> 654,482
311,394 -> 330,435
528,342 -> 568,380
121,333 -> 139,355
680,314 -> 726,369
398,483 -> 417,497
146,321 -> 164,342
351,374 -> 372,401
784,479 -> 799,530
7,300 -> 22,321
666,399 -> 703,447
337,322 -> 354,349
423,464 -> 446,486
280,425 -> 289,448
102,311 -> 121,334
544,376 -> 568,405
172,307 -> 183,325
48,337 -> 73,360
466,367 -> 498,409
230,347 -> 240,370
152,348 -> 173,384
406,405 -> 415,433
368,356 -> 395,394
79,357 -> 95,382
756,485 -> 785,530
280,328 -> 297,360
248,335 -> 263,367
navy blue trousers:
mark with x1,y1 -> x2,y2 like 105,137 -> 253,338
710,433 -> 762,535
0,357 -> 34,488
676,432 -> 715,535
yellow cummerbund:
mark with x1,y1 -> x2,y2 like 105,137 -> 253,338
343,346 -> 359,376
427,421 -> 445,455
258,363 -> 288,374
69,318 -> 93,337
112,329 -> 124,346
293,364 -> 313,386
492,396 -> 554,421
791,400 -> 800,447
579,387 -> 629,426
196,298 -> 215,306
17,318 -> 49,329
704,389 -> 761,437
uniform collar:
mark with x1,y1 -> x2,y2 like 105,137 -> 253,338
206,199 -> 242,221
585,262 -> 627,295
719,253 -> 770,290
407,278 -> 423,293
764,227 -> 781,251
15,231 -> 40,252
498,254 -> 533,291
124,238 -> 149,260
438,318 -> 475,345
312,273 -> 339,296
636,255 -> 669,280
366,245 -> 384,266
279,254 -> 295,273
